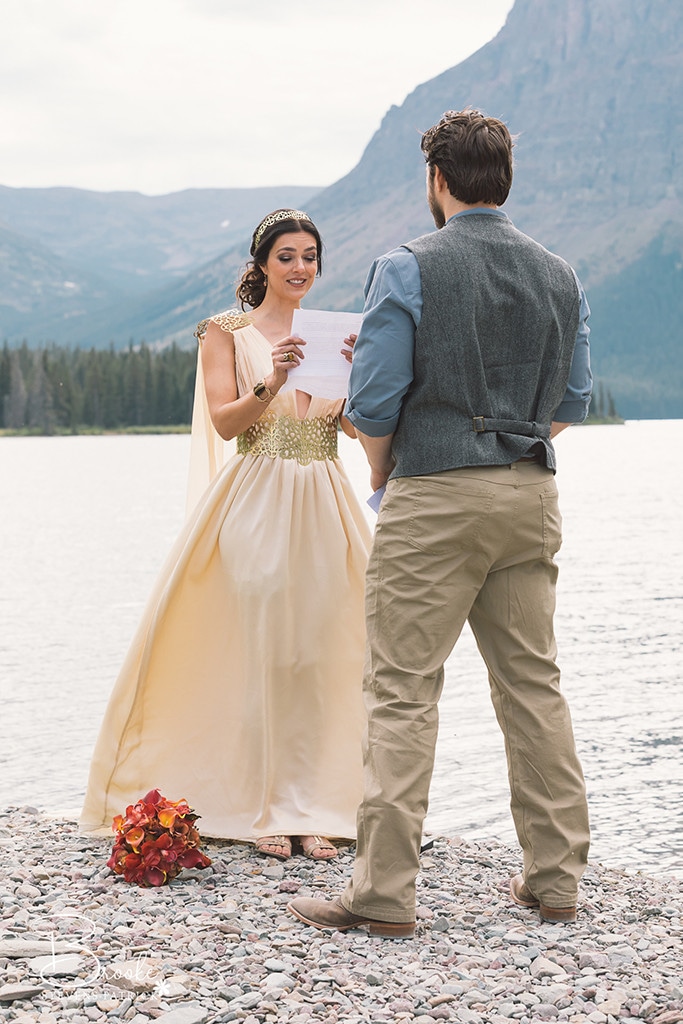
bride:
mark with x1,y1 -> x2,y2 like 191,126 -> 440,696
80,209 -> 371,862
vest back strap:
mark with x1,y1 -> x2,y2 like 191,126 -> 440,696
472,416 -> 550,439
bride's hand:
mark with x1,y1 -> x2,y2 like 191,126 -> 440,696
267,335 -> 306,391
341,333 -> 357,364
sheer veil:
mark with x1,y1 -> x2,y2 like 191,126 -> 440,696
185,342 -> 236,517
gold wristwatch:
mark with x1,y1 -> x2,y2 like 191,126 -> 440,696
253,379 -> 274,403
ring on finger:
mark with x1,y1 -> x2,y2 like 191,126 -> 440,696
282,352 -> 294,363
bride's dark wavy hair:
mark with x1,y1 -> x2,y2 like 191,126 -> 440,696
236,210 -> 323,310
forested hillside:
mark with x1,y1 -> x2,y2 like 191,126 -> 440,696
0,343 -> 196,433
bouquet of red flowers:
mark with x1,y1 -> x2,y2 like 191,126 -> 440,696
107,789 -> 212,887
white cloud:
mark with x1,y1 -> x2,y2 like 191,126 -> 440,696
1,0 -> 514,193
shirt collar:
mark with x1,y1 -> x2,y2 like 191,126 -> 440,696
446,208 -> 508,224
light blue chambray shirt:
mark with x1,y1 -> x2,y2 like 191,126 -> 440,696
346,208 -> 592,437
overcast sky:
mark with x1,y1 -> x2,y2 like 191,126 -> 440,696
2,0 -> 515,196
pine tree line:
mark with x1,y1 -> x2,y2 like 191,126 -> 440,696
0,340 -> 622,434
0,343 -> 197,433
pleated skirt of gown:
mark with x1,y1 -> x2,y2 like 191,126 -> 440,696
80,426 -> 371,841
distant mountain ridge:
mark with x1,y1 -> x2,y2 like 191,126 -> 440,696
2,0 -> 681,418
0,185 -> 321,342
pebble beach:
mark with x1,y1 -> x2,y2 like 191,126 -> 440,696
1,808 -> 681,1024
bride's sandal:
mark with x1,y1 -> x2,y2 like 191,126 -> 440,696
255,835 -> 292,861
299,835 -> 338,861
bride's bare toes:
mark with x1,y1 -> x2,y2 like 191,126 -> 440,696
255,835 -> 292,860
299,835 -> 338,860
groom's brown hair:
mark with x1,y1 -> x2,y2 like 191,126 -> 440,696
421,109 -> 514,207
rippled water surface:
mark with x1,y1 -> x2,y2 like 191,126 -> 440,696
1,421 -> 681,877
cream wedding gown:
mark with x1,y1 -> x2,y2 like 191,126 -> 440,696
80,314 -> 371,840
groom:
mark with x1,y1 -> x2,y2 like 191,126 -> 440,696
288,109 -> 592,936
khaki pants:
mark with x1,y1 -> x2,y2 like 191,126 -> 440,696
342,462 -> 590,922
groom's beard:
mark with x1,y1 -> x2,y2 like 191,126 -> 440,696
428,179 -> 446,229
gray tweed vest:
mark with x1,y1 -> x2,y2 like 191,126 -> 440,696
392,213 -> 580,477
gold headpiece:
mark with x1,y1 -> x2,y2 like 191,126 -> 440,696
253,210 -> 312,249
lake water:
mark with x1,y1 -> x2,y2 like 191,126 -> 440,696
0,421 -> 681,879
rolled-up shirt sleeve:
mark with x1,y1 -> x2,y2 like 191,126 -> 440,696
346,248 -> 421,436
553,273 -> 592,423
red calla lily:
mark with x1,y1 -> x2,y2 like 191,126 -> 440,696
108,790 -> 212,887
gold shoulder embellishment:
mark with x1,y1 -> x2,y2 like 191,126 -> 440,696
194,309 -> 252,340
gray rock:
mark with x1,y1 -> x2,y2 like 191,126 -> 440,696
218,985 -> 243,1000
229,992 -> 261,1009
263,957 -> 288,972
261,865 -> 285,880
0,982 -> 45,1001
216,899 -> 239,917
503,930 -> 534,944
262,971 -> 296,990
0,938 -> 81,958
545,984 -> 572,1004
452,1010 -> 482,1023
109,996 -> 134,1017
29,952 -> 87,976
529,956 -> 566,978
154,1008 -> 209,1024
102,958 -> 164,994
607,944 -> 637,965
578,951 -> 610,969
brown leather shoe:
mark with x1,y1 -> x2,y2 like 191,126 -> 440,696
510,873 -> 577,923
287,895 -> 415,938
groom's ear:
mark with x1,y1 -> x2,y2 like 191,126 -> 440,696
432,165 -> 448,194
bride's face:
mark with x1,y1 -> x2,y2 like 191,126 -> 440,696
261,231 -> 318,303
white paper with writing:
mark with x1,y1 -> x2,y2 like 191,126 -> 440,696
280,308 -> 363,400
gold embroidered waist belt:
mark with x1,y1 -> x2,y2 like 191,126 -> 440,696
237,414 -> 338,465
